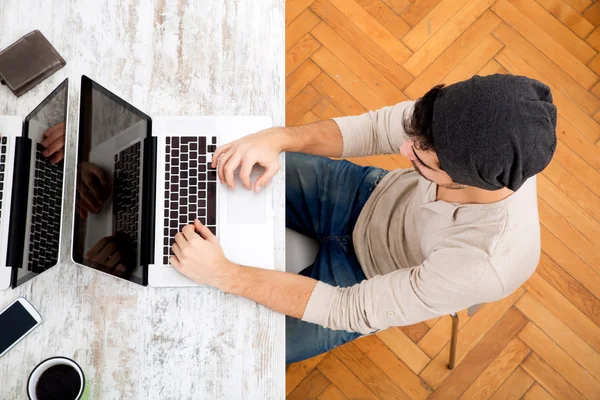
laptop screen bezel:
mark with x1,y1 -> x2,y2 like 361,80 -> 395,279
72,75 -> 153,286
8,78 -> 69,287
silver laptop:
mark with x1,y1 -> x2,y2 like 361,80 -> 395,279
71,76 -> 275,287
0,79 -> 69,290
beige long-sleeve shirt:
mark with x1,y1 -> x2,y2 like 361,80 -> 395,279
301,101 -> 541,334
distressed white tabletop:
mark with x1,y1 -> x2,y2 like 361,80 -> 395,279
0,0 -> 285,398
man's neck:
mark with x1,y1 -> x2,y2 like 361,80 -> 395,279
437,185 -> 514,205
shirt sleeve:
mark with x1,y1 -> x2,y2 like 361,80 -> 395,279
301,249 -> 504,334
332,101 -> 415,158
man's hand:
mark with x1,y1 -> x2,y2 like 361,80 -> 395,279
41,122 -> 66,164
76,162 -> 110,219
212,127 -> 290,192
171,219 -> 237,287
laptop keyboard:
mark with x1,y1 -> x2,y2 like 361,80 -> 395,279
162,136 -> 218,265
0,137 -> 6,220
113,142 -> 141,268
27,143 -> 63,273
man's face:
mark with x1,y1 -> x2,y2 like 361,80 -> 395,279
400,140 -> 465,190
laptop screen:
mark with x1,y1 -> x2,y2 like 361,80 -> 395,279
72,76 -> 151,285
11,79 -> 69,287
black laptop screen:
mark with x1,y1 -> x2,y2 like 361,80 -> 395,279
72,76 -> 151,285
10,79 -> 68,287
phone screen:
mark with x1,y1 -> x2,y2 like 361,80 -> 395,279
0,301 -> 38,356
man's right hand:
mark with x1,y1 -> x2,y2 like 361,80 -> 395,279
212,127 -> 290,192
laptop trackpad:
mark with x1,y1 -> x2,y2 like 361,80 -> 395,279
227,176 -> 266,224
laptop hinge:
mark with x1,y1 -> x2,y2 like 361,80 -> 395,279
140,135 -> 157,286
7,134 -> 32,288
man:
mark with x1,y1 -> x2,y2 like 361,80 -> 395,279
169,74 -> 557,364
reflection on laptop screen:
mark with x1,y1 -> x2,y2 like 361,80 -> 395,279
73,76 -> 151,285
13,79 -> 69,287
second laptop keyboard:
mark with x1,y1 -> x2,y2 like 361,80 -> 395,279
162,136 -> 217,265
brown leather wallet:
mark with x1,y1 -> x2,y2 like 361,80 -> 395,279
0,30 -> 66,97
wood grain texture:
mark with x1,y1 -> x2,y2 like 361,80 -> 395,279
284,0 -> 600,397
0,0 -> 285,399
489,368 -> 535,400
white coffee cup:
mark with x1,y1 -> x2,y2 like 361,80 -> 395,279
27,356 -> 88,400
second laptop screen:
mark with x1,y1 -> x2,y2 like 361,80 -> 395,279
72,77 -> 151,285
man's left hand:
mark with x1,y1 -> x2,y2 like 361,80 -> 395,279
171,219 -> 236,287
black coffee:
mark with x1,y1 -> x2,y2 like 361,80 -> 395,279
35,364 -> 81,400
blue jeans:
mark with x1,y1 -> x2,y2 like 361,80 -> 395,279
286,153 -> 387,364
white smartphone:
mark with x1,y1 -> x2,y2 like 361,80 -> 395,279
0,298 -> 42,358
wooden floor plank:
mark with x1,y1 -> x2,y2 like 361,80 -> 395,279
400,322 -> 429,344
288,369 -> 331,400
522,353 -> 586,400
542,158 -> 600,225
590,54 -> 600,78
441,35 -> 504,86
287,8 -> 322,51
376,327 -> 431,374
287,0 -> 316,25
310,22 -> 408,103
428,308 -> 529,400
492,23 -> 600,116
539,199 -> 600,273
296,110 -> 322,125
286,85 -> 323,125
354,335 -> 432,400
311,47 -> 390,110
424,317 -> 442,329
419,288 -> 525,389
508,0 -> 596,64
403,0 -> 496,77
311,98 -> 344,120
458,337 -> 531,400
404,9 -> 501,99
562,0 -> 592,14
518,322 -> 600,399
287,33 -> 322,77
516,292 -> 600,383
540,227 -> 600,301
583,1 -> 600,26
311,72 -> 366,116
556,116 -> 600,171
494,47 -> 600,143
477,59 -> 507,76
552,139 -> 600,198
332,342 -> 412,400
536,0 -> 595,39
286,353 -> 328,396
400,0 -> 443,27
286,59 -> 322,104
587,26 -> 600,52
523,383 -> 556,400
310,0 -> 415,90
537,253 -> 600,332
401,0 -> 471,52
418,310 -> 470,359
492,0 -> 598,90
317,385 -> 348,400
327,0 -> 413,64
380,0 -> 411,15
537,173 -> 600,245
489,368 -> 535,400
317,353 -> 379,400
356,0 -> 411,40
524,272 -> 600,353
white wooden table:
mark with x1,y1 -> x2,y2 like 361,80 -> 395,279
0,0 -> 285,398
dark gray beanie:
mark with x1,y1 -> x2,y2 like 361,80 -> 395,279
432,74 -> 557,191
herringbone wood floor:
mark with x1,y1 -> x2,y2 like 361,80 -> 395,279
285,0 -> 600,399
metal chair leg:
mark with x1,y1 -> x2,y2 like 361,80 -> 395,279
448,313 -> 459,370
